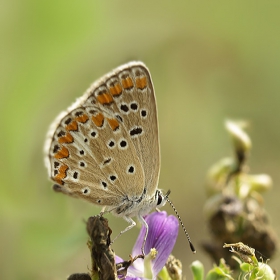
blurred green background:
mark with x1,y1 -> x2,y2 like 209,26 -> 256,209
1,1 -> 279,279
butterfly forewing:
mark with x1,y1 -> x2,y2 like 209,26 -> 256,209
45,62 -> 160,207
85,62 -> 160,197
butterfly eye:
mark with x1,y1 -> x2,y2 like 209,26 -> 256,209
157,193 -> 163,205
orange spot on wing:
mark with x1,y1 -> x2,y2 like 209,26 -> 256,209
136,76 -> 147,89
122,76 -> 134,89
58,133 -> 74,144
110,83 -> 122,96
107,118 -> 119,131
54,146 -> 69,159
92,113 -> 104,127
76,114 -> 89,123
65,120 -> 78,131
54,164 -> 68,185
96,92 -> 113,105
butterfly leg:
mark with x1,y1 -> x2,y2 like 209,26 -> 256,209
138,215 -> 148,256
111,217 -> 136,246
98,206 -> 106,216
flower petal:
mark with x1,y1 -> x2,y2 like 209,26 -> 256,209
131,211 -> 179,276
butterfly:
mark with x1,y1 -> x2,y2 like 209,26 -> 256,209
44,62 -> 169,255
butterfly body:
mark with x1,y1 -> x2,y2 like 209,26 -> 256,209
45,62 -> 167,243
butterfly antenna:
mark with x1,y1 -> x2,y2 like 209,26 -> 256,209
165,190 -> 196,253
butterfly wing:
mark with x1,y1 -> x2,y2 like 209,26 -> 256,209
44,62 -> 160,207
99,62 -> 160,198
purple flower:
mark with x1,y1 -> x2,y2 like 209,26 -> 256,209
116,211 -> 179,279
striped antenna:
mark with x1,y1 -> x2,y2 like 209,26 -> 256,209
165,191 -> 196,253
